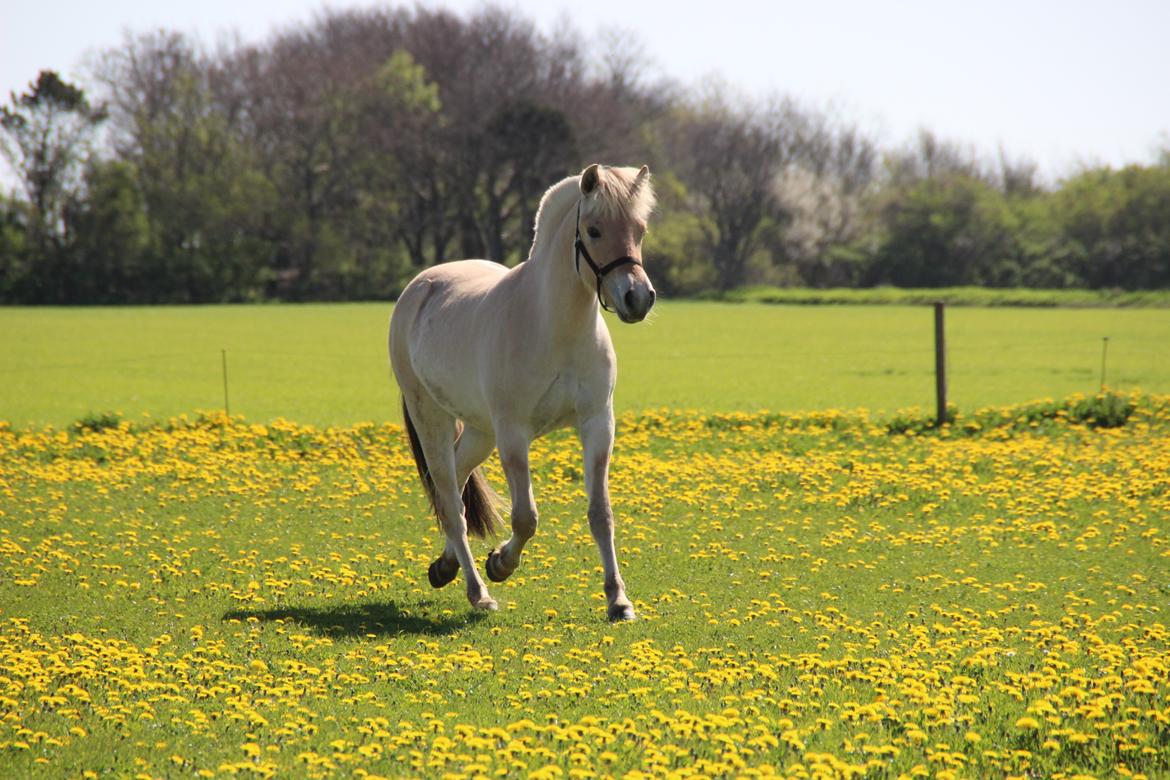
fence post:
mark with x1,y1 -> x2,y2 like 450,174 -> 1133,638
934,302 -> 947,427
222,348 -> 231,417
1099,336 -> 1109,391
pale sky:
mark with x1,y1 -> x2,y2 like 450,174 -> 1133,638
3,0 -> 1169,181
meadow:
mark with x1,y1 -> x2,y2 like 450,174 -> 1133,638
2,301 -> 1169,778
1,302 -> 1168,429
1,392 -> 1169,778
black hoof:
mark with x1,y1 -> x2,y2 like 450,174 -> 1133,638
607,603 -> 637,622
485,548 -> 511,583
428,558 -> 458,589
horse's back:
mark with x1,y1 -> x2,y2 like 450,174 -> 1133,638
392,260 -> 508,342
390,260 -> 511,427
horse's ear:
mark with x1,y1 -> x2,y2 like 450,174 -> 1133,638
580,164 -> 601,195
634,165 -> 650,188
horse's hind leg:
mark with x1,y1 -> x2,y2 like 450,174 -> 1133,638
429,425 -> 497,588
407,397 -> 497,611
486,426 -> 537,583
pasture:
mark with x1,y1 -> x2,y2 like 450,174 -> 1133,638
2,301 -> 1169,778
1,302 -> 1169,429
2,394 -> 1169,778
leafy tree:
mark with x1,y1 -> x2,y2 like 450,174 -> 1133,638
641,172 -> 717,296
480,99 -> 575,263
7,6 -> 1170,303
0,70 -> 105,300
96,32 -> 276,301
869,175 -> 1020,287
0,196 -> 29,298
1053,164 -> 1170,289
63,160 -> 149,302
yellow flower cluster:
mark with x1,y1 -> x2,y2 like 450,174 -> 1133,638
0,395 -> 1168,778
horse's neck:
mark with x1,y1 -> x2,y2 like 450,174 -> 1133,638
517,181 -> 599,340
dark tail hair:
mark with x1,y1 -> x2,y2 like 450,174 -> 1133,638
402,400 -> 502,538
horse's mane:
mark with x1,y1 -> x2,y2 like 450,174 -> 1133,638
588,165 -> 656,224
528,166 -> 656,261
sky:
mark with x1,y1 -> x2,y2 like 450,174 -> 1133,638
3,0 -> 1169,181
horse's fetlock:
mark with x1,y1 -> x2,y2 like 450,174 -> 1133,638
486,547 -> 514,583
588,506 -> 614,533
604,577 -> 626,602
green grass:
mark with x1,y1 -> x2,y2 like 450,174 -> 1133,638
2,301 -> 1168,429
722,285 -> 1170,307
1,397 -> 1168,777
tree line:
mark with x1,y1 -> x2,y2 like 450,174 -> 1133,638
2,4 -> 1168,304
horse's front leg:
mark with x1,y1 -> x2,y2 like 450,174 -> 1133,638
485,427 -> 537,583
579,410 -> 635,622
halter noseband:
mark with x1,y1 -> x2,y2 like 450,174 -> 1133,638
574,199 -> 642,312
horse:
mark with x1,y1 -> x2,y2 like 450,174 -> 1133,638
388,163 -> 657,621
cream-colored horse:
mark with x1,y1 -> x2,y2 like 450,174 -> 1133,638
389,164 -> 656,621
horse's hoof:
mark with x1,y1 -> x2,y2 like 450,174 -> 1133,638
471,596 -> 499,612
428,558 -> 458,589
607,603 -> 637,622
485,548 -> 512,583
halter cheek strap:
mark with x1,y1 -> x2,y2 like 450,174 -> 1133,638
574,200 -> 642,312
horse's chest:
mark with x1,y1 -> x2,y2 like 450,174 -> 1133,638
529,372 -> 578,435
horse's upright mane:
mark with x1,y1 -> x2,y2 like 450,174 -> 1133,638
527,166 -> 656,261
527,176 -> 580,261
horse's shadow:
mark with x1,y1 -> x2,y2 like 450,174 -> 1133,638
222,600 -> 485,638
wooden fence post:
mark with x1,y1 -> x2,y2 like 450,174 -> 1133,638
222,348 -> 231,417
934,302 -> 947,427
1100,336 -> 1109,391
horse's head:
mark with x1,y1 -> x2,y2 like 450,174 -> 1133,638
576,164 -> 657,323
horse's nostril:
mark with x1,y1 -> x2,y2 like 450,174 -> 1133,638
624,289 -> 636,311
648,289 -> 656,306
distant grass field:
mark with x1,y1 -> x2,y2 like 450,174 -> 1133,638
1,302 -> 1168,429
721,285 -> 1170,308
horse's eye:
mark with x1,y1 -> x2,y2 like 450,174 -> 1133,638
587,227 -> 601,239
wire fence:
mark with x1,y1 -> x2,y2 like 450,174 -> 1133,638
2,311 -> 1167,427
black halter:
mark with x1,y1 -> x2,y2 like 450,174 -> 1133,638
574,199 -> 642,312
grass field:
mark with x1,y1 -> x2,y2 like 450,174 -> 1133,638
1,394 -> 1168,778
1,302 -> 1168,429
721,285 -> 1170,308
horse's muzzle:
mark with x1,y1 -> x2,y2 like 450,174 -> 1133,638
618,284 -> 655,323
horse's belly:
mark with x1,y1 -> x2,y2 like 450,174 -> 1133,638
414,358 -> 494,431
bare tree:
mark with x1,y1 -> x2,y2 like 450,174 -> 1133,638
771,112 -> 879,285
997,145 -> 1041,196
883,129 -> 986,187
669,88 -> 800,290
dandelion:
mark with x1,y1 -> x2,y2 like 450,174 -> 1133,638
2,397 -> 1169,778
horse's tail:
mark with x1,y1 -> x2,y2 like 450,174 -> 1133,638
402,400 -> 502,539
462,467 -> 504,539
